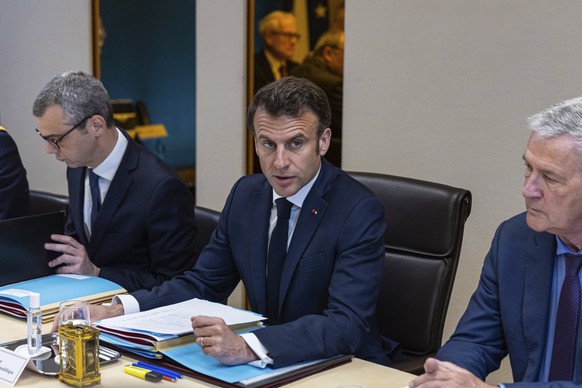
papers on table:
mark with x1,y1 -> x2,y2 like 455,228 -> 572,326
0,274 -> 125,323
98,298 -> 263,335
96,298 -> 265,353
97,298 -> 351,386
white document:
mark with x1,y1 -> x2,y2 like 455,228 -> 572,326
96,298 -> 264,336
0,347 -> 29,386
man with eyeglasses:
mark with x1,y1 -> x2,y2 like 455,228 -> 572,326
32,71 -> 198,293
254,10 -> 300,95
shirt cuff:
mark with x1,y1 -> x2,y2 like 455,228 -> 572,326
240,333 -> 273,368
112,294 -> 140,315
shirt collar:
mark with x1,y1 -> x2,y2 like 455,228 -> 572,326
92,127 -> 128,181
272,165 -> 321,209
556,236 -> 582,256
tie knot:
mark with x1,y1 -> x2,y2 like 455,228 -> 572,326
565,254 -> 582,277
275,198 -> 292,219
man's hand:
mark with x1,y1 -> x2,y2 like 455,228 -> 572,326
191,315 -> 258,365
45,234 -> 100,276
409,358 -> 496,388
50,303 -> 124,332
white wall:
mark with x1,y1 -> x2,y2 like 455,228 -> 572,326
0,0 -> 92,194
195,0 -> 248,308
345,0 -> 582,383
195,0 -> 247,211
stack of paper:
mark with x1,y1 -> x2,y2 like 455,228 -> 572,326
95,298 -> 265,358
0,274 -> 126,323
96,299 -> 351,386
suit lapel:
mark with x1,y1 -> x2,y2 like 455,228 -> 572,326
87,137 -> 137,254
248,182 -> 273,315
522,232 -> 555,381
278,160 -> 335,315
69,168 -> 88,245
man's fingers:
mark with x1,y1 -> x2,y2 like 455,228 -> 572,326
191,315 -> 226,327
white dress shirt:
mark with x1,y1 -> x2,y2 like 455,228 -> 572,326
83,128 -> 127,237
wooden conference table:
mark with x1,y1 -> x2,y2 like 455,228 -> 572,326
0,315 -> 414,387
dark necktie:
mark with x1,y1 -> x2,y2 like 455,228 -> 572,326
549,253 -> 582,381
266,198 -> 293,324
88,169 -> 101,231
278,64 -> 287,78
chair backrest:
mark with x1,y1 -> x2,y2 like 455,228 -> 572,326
348,171 -> 471,374
29,190 -> 69,216
193,206 -> 221,257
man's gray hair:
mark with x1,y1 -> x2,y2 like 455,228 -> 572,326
32,70 -> 114,128
528,97 -> 582,151
258,11 -> 296,37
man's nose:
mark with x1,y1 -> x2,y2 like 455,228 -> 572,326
522,173 -> 542,199
273,147 -> 289,168
45,142 -> 58,154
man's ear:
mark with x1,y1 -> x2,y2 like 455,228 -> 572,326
319,128 -> 332,156
89,115 -> 107,137
321,46 -> 333,62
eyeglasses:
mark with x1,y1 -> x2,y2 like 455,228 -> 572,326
36,115 -> 93,150
271,31 -> 301,41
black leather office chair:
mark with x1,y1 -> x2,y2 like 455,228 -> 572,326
193,206 -> 221,259
348,171 -> 472,375
29,190 -> 69,216
193,206 -> 224,303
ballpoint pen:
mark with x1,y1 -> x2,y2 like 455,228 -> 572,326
133,361 -> 183,379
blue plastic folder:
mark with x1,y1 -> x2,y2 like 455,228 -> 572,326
162,343 -> 267,383
160,341 -> 343,385
0,274 -> 125,321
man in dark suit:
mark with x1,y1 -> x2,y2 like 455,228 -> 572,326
0,125 -> 30,219
291,30 -> 344,140
91,77 -> 398,368
253,11 -> 300,95
33,71 -> 197,292
410,97 -> 582,387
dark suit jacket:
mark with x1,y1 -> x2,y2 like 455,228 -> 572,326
290,56 -> 343,138
65,131 -> 197,292
438,212 -> 582,387
132,159 -> 397,367
0,128 -> 29,219
253,50 -> 298,95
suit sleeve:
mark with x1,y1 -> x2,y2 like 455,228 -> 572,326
131,179 -> 243,310
0,132 -> 29,219
254,195 -> 385,368
437,221 -> 510,379
98,176 -> 197,290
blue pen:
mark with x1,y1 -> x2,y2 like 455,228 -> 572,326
133,361 -> 182,379
133,362 -> 181,379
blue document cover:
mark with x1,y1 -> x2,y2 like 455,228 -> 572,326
0,274 -> 125,320
161,343 -> 332,385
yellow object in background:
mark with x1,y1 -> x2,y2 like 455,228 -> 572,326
134,124 -> 168,139
124,365 -> 162,382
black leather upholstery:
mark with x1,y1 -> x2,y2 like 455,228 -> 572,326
193,206 -> 224,303
348,171 -> 472,375
193,206 -> 220,261
29,190 -> 69,216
